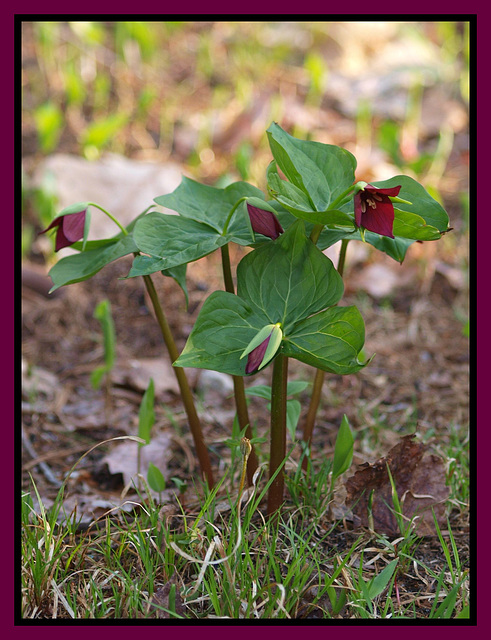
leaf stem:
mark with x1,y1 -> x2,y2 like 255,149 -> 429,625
267,354 -> 288,516
88,202 -> 129,236
301,238 -> 350,470
309,185 -> 356,244
142,273 -> 214,487
220,244 -> 259,484
222,198 -> 247,236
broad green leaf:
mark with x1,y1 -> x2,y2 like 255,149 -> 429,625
147,462 -> 166,493
244,385 -> 272,400
371,175 -> 449,232
175,222 -> 366,377
267,122 -> 357,211
317,227 -> 415,263
286,380 -> 309,395
154,176 -> 264,235
48,234 -> 138,291
283,305 -> 368,374
128,254 -> 169,277
332,414 -> 354,482
268,162 -> 356,228
138,378 -> 155,446
245,380 -> 308,400
393,209 -> 441,240
367,559 -> 399,600
174,291 -> 265,376
161,263 -> 189,308
286,399 -> 302,440
237,220 -> 344,332
133,214 -> 229,267
366,233 -> 415,263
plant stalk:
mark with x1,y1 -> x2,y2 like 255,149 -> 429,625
301,238 -> 349,470
220,244 -> 259,484
142,274 -> 214,487
267,354 -> 288,516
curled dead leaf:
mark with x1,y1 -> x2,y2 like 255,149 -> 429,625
149,579 -> 185,619
345,435 -> 449,536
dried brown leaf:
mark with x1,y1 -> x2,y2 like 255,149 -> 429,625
345,435 -> 449,536
101,432 -> 173,490
149,580 -> 185,619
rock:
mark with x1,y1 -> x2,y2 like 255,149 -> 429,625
197,369 -> 235,396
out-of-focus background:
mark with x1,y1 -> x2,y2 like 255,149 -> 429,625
22,21 -> 469,240
21,21 -> 469,524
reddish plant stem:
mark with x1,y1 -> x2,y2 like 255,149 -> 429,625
142,274 -> 214,487
220,244 -> 259,484
267,355 -> 288,516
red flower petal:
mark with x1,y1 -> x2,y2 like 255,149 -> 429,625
39,209 -> 87,252
247,204 -> 284,240
246,334 -> 271,374
354,184 -> 401,239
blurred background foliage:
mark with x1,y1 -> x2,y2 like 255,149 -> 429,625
21,20 -> 469,257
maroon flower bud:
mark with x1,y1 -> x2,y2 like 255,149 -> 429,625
245,334 -> 272,375
246,203 -> 284,240
354,184 -> 401,239
39,207 -> 88,251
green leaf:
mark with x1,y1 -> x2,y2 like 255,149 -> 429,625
317,227 -> 415,263
161,263 -> 189,308
266,122 -> 357,212
283,305 -> 368,374
245,381 -> 308,400
90,299 -> 115,389
286,399 -> 301,440
48,234 -> 138,291
244,385 -> 272,400
90,367 -> 107,389
138,378 -> 155,445
133,214 -> 229,270
365,233 -> 415,263
174,291 -> 265,376
154,176 -> 264,235
147,462 -> 166,493
367,559 -> 399,600
93,299 -> 115,369
372,175 -> 449,232
175,221 -> 363,377
237,220 -> 344,332
331,414 -> 354,483
393,209 -> 441,240
267,162 -> 356,228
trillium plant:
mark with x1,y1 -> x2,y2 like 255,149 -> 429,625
43,123 -> 450,515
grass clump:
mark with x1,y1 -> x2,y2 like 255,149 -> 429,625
21,438 -> 469,620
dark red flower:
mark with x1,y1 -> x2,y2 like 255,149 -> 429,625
247,203 -> 284,240
39,208 -> 87,251
354,184 -> 401,239
246,334 -> 272,374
